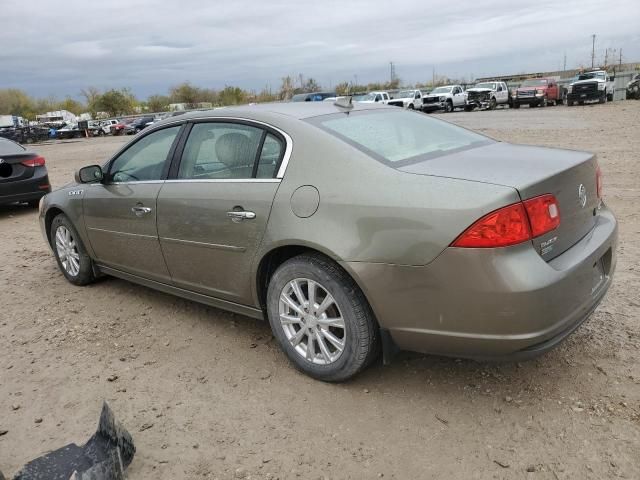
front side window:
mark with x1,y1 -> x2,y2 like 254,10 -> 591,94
178,122 -> 284,180
108,126 -> 181,182
309,110 -> 492,167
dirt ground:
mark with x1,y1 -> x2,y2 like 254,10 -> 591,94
1,101 -> 639,480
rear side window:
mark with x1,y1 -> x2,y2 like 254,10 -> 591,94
257,133 -> 283,178
308,110 -> 491,166
179,123 -> 263,180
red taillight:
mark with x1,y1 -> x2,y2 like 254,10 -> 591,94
452,202 -> 532,248
21,156 -> 46,168
596,165 -> 603,199
523,194 -> 560,238
452,194 -> 561,248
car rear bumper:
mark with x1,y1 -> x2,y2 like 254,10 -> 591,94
345,206 -> 618,360
0,168 -> 51,205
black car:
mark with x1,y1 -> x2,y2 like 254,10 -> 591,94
124,116 -> 155,135
0,138 -> 51,207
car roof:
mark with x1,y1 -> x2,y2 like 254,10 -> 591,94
155,101 -> 389,125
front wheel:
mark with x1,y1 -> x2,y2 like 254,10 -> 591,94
489,98 -> 497,110
266,254 -> 379,382
50,214 -> 96,286
444,100 -> 453,113
407,104 -> 414,110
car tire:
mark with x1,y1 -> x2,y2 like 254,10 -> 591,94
50,214 -> 96,286
607,92 -> 613,102
599,93 -> 606,104
541,98 -> 547,107
489,98 -> 497,110
266,253 -> 379,382
513,102 -> 520,109
407,104 -> 414,110
444,100 -> 453,113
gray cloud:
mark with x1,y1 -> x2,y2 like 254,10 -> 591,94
2,0 -> 639,98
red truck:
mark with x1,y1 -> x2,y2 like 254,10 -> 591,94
512,77 -> 562,108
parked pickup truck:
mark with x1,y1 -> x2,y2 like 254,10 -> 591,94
566,70 -> 614,106
512,77 -> 562,108
422,85 -> 466,113
353,91 -> 390,104
387,90 -> 423,110
465,81 -> 509,110
627,73 -> 640,100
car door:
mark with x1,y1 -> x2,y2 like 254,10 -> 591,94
498,83 -> 508,103
452,87 -> 463,107
414,91 -> 423,109
83,124 -> 183,282
156,120 -> 287,305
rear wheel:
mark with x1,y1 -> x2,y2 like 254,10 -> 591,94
266,253 -> 379,382
50,214 -> 96,286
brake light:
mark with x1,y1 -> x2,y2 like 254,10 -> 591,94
523,194 -> 560,237
596,165 -> 603,199
452,202 -> 531,248
21,156 -> 46,168
452,194 -> 561,248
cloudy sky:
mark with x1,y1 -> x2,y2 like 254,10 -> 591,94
2,0 -> 639,99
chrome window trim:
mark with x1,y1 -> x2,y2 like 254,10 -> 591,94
103,116 -> 293,181
164,178 -> 280,184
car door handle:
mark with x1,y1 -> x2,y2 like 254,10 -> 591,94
131,206 -> 152,216
227,210 -> 256,221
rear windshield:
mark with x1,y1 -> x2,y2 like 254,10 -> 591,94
307,110 -> 492,166
0,137 -> 26,153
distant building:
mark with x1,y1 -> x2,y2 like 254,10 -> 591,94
36,110 -> 77,125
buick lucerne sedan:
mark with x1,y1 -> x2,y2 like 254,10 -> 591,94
39,102 -> 617,381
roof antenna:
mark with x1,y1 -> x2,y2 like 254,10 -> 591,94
334,95 -> 353,109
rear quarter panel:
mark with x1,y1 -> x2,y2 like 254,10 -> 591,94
257,120 -> 520,267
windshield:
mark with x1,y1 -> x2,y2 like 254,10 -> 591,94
521,79 -> 548,87
577,72 -> 605,81
308,110 -> 492,167
354,93 -> 376,101
395,90 -> 415,99
473,83 -> 496,90
431,87 -> 453,94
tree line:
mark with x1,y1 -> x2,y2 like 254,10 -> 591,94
0,74 -> 451,119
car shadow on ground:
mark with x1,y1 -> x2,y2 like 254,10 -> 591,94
0,202 -> 39,218
92,274 -> 573,399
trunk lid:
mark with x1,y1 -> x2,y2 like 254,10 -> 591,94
399,142 -> 599,261
0,152 -> 38,182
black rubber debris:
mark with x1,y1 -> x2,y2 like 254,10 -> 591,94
7,401 -> 135,480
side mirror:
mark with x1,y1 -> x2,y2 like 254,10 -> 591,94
75,165 -> 103,184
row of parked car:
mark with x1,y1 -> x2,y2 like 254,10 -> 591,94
294,69 -> 621,113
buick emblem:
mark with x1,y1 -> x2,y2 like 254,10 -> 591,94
578,184 -> 587,207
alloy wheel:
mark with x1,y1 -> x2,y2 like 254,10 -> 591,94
55,225 -> 80,276
279,278 -> 346,365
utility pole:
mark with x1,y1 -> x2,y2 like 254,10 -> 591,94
432,66 -> 435,86
354,74 -> 358,87
591,34 -> 596,68
563,52 -> 567,71
619,49 -> 623,68
389,62 -> 396,82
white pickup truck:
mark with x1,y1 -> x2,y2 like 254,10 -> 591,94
566,70 -> 615,106
387,89 -> 424,110
465,81 -> 509,110
353,91 -> 391,104
422,85 -> 467,113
